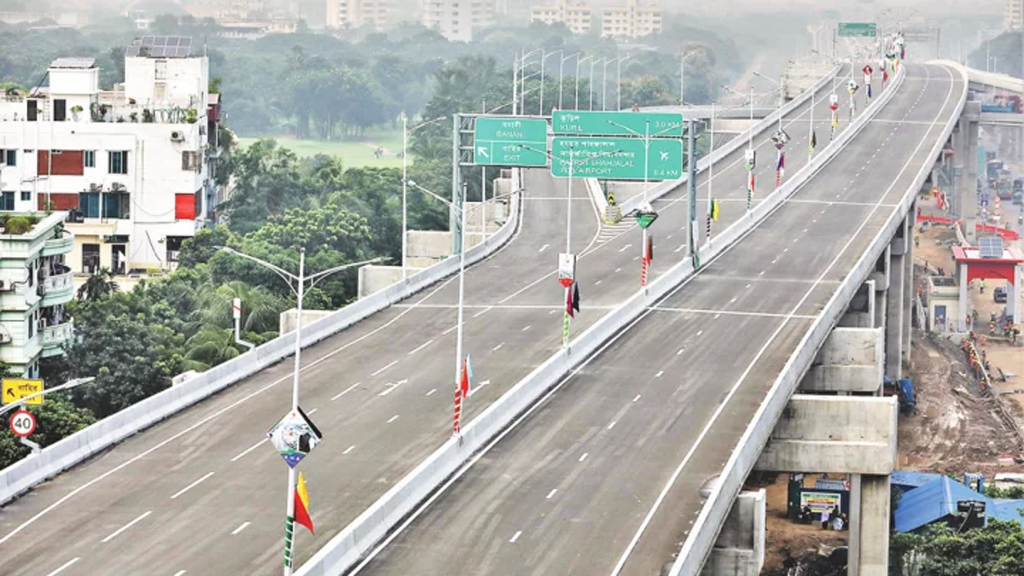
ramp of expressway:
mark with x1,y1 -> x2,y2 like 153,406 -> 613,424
1,67 -> 857,576
346,63 -> 964,576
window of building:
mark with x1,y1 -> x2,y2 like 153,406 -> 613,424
0,191 -> 13,210
27,99 -> 38,122
53,99 -> 66,122
181,151 -> 200,172
20,191 -> 30,202
108,151 -> 129,175
84,150 -> 95,168
3,149 -> 16,166
101,193 -> 129,219
79,192 -> 100,218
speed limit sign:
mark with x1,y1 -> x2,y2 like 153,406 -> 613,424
9,409 -> 36,438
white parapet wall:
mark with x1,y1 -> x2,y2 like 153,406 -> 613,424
801,327 -> 884,393
755,396 -> 898,475
700,490 -> 766,576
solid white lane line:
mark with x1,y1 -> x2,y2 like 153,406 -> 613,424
408,340 -> 433,356
426,388 -> 436,396
633,395 -> 642,402
45,558 -> 80,576
231,522 -> 251,535
655,371 -> 664,378
579,453 -> 589,462
522,325 -> 531,332
171,472 -> 215,500
230,439 -> 266,462
371,360 -> 398,377
607,421 -> 617,430
546,489 -> 558,499
539,244 -> 549,253
331,382 -> 362,401
387,415 -> 399,424
101,511 -> 152,543
509,530 -> 522,543
492,342 -> 504,351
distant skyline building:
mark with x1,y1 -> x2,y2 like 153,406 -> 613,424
601,0 -> 660,38
1006,0 -> 1024,29
530,0 -> 592,34
326,0 -> 389,30
420,0 -> 494,42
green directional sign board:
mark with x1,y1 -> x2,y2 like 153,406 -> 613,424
550,137 -> 683,181
552,111 -> 684,138
838,22 -> 877,38
473,117 -> 549,166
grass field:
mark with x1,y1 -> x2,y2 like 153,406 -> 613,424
237,128 -> 405,168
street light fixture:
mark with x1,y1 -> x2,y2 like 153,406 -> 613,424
615,56 -> 630,111
680,49 -> 702,105
401,113 -> 448,280
216,246 -> 384,576
589,57 -> 601,110
559,52 -> 580,111
540,50 -> 562,115
576,55 -> 593,110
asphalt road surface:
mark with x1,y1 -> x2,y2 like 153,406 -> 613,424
0,67 -> 855,576
353,63 -> 963,576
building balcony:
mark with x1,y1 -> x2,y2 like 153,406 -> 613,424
42,233 -> 73,257
39,266 -> 74,306
41,317 -> 74,357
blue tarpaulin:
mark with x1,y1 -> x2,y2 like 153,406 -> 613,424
893,473 -> 1024,532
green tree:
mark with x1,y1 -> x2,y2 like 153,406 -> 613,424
76,268 -> 119,301
0,394 -> 96,470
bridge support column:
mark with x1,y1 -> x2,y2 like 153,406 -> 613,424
871,248 -> 889,330
838,280 -> 875,328
800,328 -> 884,394
885,218 -> 908,379
848,474 -> 891,576
700,490 -> 766,576
902,209 -> 915,369
960,103 -> 981,245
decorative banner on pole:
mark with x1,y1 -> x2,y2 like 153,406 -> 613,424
267,408 -> 323,469
747,172 -> 755,210
452,356 -> 471,435
558,253 -> 577,288
770,129 -> 791,150
744,149 -> 756,171
776,152 -> 786,188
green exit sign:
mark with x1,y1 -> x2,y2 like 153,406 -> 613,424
838,22 -> 877,38
473,116 -> 549,167
552,111 -> 684,138
550,137 -> 683,181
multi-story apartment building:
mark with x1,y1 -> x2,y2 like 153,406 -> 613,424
1006,0 -> 1024,30
601,0 -> 661,38
0,212 -> 74,377
326,0 -> 389,30
421,0 -> 494,42
530,0 -> 591,34
0,38 -> 224,277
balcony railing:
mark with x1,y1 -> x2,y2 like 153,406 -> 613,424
39,268 -> 73,296
42,318 -> 74,352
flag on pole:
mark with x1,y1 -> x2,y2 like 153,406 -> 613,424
461,356 -> 472,397
810,129 -> 817,151
711,198 -> 720,221
776,152 -> 785,182
646,234 -> 654,263
294,472 -> 314,535
572,283 -> 580,314
883,69 -> 889,84
453,356 -> 470,434
566,283 -> 575,319
867,83 -> 872,99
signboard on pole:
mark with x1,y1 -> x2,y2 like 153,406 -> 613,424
552,111 -> 684,137
558,253 -> 576,287
9,409 -> 36,438
838,22 -> 877,38
473,117 -> 549,167
550,137 -> 683,180
2,379 -> 43,405
267,407 -> 323,468
800,491 -> 842,514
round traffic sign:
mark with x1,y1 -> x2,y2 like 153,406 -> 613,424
9,410 -> 36,438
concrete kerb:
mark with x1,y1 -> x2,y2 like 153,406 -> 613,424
668,63 -> 965,576
617,65 -> 842,216
295,73 -> 870,576
0,176 -> 524,507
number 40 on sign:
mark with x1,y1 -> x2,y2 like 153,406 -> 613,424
9,409 -> 36,438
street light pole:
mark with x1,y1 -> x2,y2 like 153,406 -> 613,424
559,53 -> 579,111
616,56 -> 629,110
401,114 -> 447,280
602,58 -> 611,110
576,55 -> 592,110
540,50 -> 561,115
589,58 -> 599,110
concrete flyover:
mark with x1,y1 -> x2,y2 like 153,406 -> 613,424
0,72 -> 846,575
345,64 -> 965,576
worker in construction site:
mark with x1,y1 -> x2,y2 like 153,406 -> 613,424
980,278 -> 986,294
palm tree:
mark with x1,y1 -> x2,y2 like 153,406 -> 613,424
194,281 -> 285,334
77,268 -> 119,301
184,327 -> 240,367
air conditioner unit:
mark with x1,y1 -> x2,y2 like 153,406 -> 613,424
89,183 -> 102,192
111,182 -> 126,192
0,330 -> 10,344
0,279 -> 8,291
170,130 -> 185,142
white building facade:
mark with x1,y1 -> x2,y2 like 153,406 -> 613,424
421,0 -> 494,42
1006,0 -> 1024,30
327,0 -> 389,30
601,0 -> 661,38
0,212 -> 74,377
530,0 -> 591,34
0,39 -> 223,277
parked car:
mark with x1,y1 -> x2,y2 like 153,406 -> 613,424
995,286 -> 1008,303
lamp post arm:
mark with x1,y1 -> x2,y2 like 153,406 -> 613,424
217,247 -> 299,295
0,377 -> 96,418
307,257 -> 389,289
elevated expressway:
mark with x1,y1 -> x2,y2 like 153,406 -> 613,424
0,68 -> 852,575
352,63 -> 965,576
